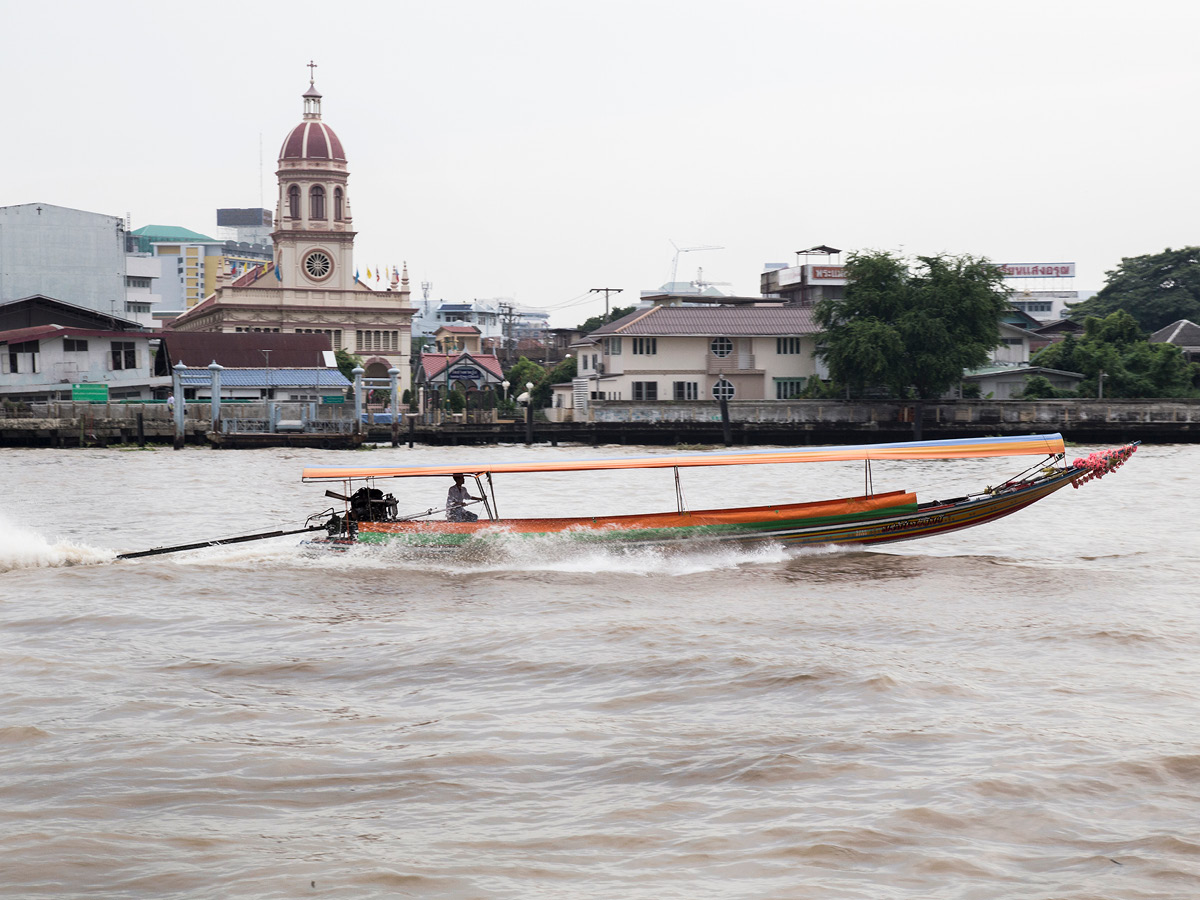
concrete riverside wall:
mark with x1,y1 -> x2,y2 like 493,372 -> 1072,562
588,398 -> 1198,427
0,401 -> 356,447
578,398 -> 1200,444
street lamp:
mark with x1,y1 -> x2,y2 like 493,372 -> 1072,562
523,381 -> 535,446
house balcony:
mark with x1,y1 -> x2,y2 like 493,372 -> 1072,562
707,355 -> 762,375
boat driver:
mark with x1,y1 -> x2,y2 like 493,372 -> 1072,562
447,474 -> 482,522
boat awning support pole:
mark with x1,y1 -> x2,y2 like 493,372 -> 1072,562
483,473 -> 497,520
674,466 -> 687,513
865,459 -> 873,497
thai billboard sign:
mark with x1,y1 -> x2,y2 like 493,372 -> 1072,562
999,263 -> 1075,278
805,265 -> 847,284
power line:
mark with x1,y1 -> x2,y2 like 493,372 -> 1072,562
589,287 -> 623,320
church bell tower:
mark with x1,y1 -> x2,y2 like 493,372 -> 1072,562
273,62 -> 356,291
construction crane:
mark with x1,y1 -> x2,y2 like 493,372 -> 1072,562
692,267 -> 732,293
669,241 -> 723,286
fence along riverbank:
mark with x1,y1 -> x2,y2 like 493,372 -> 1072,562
2,398 -> 1196,447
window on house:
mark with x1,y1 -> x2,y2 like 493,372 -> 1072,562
334,187 -> 344,220
673,381 -> 698,400
111,341 -> 137,370
632,337 -> 657,355
310,185 -> 326,220
712,378 -> 735,400
632,381 -> 658,401
776,337 -> 803,354
288,185 -> 301,218
5,340 -> 39,374
63,339 -> 89,352
711,337 -> 733,357
775,378 -> 806,399
605,337 -> 622,355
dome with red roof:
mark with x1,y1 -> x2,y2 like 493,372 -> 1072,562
279,83 -> 346,162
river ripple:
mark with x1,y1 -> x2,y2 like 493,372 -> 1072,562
1,442 -> 1196,898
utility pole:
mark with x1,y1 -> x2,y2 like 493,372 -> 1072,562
589,287 -> 623,323
499,303 -> 515,366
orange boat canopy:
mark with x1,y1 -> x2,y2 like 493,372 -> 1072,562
301,433 -> 1066,482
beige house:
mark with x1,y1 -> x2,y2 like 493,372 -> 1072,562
166,75 -> 414,394
557,305 -> 824,410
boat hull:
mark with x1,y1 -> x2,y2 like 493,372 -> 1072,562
306,468 -> 1083,553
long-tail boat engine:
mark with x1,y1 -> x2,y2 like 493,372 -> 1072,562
321,487 -> 398,537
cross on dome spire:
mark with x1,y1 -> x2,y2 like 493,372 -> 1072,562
302,61 -> 323,119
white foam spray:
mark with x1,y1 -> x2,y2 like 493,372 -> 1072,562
0,516 -> 114,573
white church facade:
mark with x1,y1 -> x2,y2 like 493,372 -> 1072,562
167,70 -> 414,391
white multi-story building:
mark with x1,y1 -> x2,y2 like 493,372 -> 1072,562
561,305 -> 825,409
123,255 -> 163,327
0,322 -> 165,400
0,203 -> 127,317
410,292 -> 549,356
1008,290 -> 1077,322
128,225 -> 274,315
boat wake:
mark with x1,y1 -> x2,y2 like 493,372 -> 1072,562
141,528 -> 851,576
298,530 -> 833,576
0,516 -> 115,573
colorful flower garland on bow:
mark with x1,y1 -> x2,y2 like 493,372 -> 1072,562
1071,444 -> 1138,488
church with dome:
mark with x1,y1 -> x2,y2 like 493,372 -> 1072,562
167,68 -> 414,390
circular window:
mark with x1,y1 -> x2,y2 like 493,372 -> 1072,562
303,251 -> 333,280
711,337 -> 732,357
712,378 -> 735,400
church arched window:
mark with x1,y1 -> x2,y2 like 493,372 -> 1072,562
287,185 -> 301,219
310,185 -> 326,220
334,188 -> 344,221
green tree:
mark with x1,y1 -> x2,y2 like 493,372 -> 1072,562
335,348 -> 363,382
503,356 -> 549,405
1015,375 -> 1070,400
815,251 -> 1009,399
1031,310 -> 1198,397
577,305 -> 636,334
533,356 -> 577,406
1068,246 -> 1200,333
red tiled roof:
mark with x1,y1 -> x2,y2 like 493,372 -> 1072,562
438,325 -> 481,334
420,352 -> 504,380
159,332 -> 335,369
0,324 -> 156,345
589,305 -> 819,336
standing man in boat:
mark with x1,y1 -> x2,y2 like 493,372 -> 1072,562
447,474 -> 481,522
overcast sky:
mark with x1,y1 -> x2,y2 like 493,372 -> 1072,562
6,1 -> 1196,326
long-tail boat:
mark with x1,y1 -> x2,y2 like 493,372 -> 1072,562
297,433 -> 1137,553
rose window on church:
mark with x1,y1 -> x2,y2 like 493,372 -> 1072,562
304,251 -> 333,280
